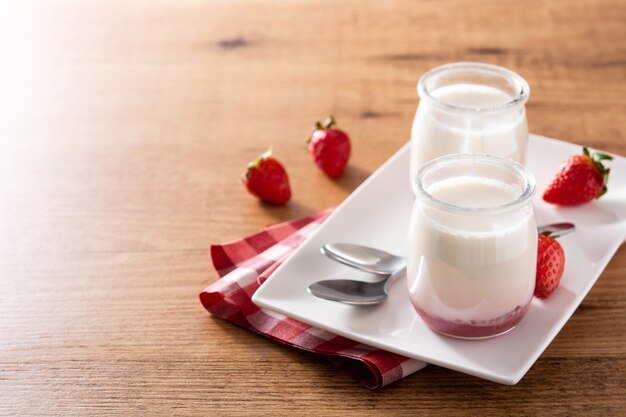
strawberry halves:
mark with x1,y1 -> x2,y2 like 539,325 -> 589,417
534,233 -> 566,299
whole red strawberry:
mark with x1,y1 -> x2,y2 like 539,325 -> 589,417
543,147 -> 613,206
308,116 -> 351,178
242,150 -> 291,205
535,233 -> 565,299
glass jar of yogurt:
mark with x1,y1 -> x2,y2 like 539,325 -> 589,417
410,62 -> 530,194
407,153 -> 537,339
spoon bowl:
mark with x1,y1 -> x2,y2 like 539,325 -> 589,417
321,243 -> 405,275
307,267 -> 406,305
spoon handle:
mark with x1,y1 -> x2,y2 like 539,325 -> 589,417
383,266 -> 406,293
537,222 -> 576,238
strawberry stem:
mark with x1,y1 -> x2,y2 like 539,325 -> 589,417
593,152 -> 613,162
245,148 -> 272,172
260,148 -> 272,160
582,146 -> 614,200
307,122 -> 324,144
308,117 -> 336,144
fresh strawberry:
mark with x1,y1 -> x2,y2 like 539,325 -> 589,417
308,116 -> 351,178
242,150 -> 291,205
534,233 -> 565,299
543,147 -> 613,206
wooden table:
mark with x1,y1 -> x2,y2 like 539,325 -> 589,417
1,0 -> 625,415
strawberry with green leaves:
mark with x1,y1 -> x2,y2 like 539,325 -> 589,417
308,116 -> 351,178
242,150 -> 291,205
543,147 -> 613,206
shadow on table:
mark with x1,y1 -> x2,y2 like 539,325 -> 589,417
256,199 -> 318,224
332,165 -> 373,194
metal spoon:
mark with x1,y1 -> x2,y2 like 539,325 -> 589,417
308,222 -> 575,305
307,266 -> 406,305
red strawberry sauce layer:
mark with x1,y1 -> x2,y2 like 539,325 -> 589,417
412,302 -> 531,339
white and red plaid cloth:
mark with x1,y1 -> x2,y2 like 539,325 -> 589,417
199,208 -> 426,389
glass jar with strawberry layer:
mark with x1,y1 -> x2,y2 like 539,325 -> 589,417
407,153 -> 537,339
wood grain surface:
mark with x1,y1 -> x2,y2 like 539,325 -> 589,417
1,0 -> 625,415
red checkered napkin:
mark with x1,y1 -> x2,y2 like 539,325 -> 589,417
199,208 -> 426,389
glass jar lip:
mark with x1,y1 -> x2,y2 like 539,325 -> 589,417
417,62 -> 530,114
414,153 -> 536,214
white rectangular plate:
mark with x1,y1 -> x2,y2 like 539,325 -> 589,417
252,134 -> 626,385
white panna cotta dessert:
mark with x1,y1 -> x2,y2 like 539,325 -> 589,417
407,154 -> 537,339
410,63 -> 530,192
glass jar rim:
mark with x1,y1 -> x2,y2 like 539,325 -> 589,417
414,153 -> 536,214
417,62 -> 530,114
